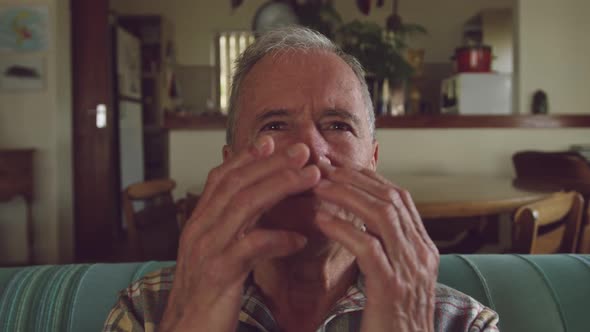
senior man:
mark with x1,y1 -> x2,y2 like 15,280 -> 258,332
104,27 -> 498,332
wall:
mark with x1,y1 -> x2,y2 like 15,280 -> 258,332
518,0 -> 590,114
483,9 -> 513,73
170,129 -> 590,198
110,0 -> 513,65
0,0 -> 72,264
0,1 -> 585,264
165,0 -> 590,198
111,0 -> 590,116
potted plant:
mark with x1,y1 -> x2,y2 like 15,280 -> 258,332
290,1 -> 428,114
233,0 -> 427,113
335,18 -> 426,115
336,20 -> 424,85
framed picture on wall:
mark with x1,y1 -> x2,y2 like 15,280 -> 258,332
0,6 -> 49,52
0,56 -> 44,91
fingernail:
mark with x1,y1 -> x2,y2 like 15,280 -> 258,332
295,235 -> 307,247
316,179 -> 331,188
319,156 -> 332,165
315,213 -> 338,228
317,160 -> 334,177
254,136 -> 270,153
301,166 -> 317,179
315,210 -> 332,221
287,144 -> 305,159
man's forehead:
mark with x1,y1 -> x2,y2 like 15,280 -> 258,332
240,51 -> 361,103
232,49 -> 370,138
244,50 -> 357,84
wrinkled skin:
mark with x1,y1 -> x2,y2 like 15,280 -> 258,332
161,50 -> 439,332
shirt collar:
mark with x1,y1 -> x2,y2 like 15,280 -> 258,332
239,273 -> 367,332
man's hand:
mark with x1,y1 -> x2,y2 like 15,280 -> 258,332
314,165 -> 439,332
160,136 -> 321,332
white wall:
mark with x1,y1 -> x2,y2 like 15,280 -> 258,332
111,0 -> 590,115
110,0 -> 267,65
518,0 -> 590,114
483,9 -> 513,73
0,0 -> 72,264
0,0 -> 585,264
110,0 -> 513,65
165,0 -> 590,198
334,0 -> 514,63
170,129 -> 590,198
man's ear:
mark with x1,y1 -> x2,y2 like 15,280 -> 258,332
222,145 -> 233,162
370,140 -> 379,171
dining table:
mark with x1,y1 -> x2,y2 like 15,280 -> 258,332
185,174 -> 554,220
387,174 -> 553,219
184,174 -> 557,253
383,174 -> 556,253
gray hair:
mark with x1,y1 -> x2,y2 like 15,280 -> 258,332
225,26 -> 375,145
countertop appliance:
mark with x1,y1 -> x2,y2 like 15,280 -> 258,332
441,73 -> 512,114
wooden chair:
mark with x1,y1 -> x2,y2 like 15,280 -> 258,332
512,150 -> 590,253
122,179 -> 182,261
511,191 -> 584,254
424,216 -> 498,254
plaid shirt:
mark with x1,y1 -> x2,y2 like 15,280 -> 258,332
103,266 -> 499,332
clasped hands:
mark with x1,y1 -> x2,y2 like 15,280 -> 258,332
161,136 -> 439,332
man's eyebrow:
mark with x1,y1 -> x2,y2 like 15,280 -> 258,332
255,109 -> 290,123
321,109 -> 362,125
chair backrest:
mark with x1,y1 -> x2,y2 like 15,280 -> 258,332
122,179 -> 180,261
512,191 -> 584,254
513,150 -> 590,181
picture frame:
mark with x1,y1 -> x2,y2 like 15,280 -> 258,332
0,56 -> 45,91
0,5 -> 49,52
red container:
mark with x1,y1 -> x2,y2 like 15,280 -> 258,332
453,46 -> 492,73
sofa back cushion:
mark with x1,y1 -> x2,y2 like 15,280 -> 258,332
1,255 -> 589,331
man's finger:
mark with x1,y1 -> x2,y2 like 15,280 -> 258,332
213,164 -> 321,248
320,166 -> 416,241
222,229 -> 308,278
360,168 -> 436,255
319,163 -> 386,199
321,167 -> 428,251
194,144 -> 313,245
314,179 -> 430,273
399,189 -> 438,254
359,170 -> 437,255
314,211 -> 394,283
187,135 -> 275,222
313,179 -> 407,249
203,142 -> 311,223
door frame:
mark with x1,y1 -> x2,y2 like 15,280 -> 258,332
71,0 -> 121,262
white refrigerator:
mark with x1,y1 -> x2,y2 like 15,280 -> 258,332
115,26 -> 145,224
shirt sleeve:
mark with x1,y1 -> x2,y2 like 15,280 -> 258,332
468,307 -> 499,332
434,284 -> 500,332
102,268 -> 175,332
102,289 -> 150,332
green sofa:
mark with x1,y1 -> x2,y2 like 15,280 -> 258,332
1,254 -> 589,331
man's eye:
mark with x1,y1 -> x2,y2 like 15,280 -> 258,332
261,121 -> 287,131
324,122 -> 353,132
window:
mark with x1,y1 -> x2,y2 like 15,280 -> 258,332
217,31 -> 255,114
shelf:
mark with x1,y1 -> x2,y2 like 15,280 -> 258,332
375,114 -> 590,128
164,112 -> 590,130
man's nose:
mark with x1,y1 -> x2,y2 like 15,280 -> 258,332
297,124 -> 329,165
